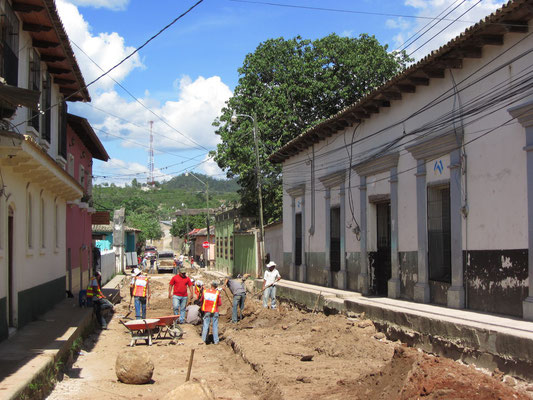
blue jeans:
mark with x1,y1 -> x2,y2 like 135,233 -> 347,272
172,295 -> 188,323
134,296 -> 147,319
232,294 -> 246,322
201,312 -> 219,344
93,298 -> 113,328
263,286 -> 277,309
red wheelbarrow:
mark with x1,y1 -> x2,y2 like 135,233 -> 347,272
120,318 -> 160,346
154,315 -> 183,340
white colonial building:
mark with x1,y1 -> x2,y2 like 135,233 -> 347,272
0,0 -> 90,339
271,0 -> 533,320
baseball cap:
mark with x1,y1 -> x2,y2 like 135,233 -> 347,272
266,261 -> 277,268
132,267 -> 141,276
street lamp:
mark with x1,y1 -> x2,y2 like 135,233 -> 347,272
185,171 -> 210,266
231,110 -> 265,274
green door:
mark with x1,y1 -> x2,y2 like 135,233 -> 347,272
233,234 -> 257,277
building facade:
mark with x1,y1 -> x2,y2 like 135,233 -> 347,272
271,0 -> 533,320
0,0 -> 91,339
66,114 -> 109,295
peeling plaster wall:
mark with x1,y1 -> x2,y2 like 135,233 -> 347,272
399,251 -> 418,301
465,249 -> 528,317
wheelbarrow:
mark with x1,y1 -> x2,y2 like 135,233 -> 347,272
154,315 -> 183,340
120,318 -> 160,346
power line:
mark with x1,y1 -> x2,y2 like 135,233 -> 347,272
229,0 -> 478,22
70,40 -> 209,151
13,0 -> 205,129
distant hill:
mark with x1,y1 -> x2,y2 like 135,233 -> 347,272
162,173 -> 240,193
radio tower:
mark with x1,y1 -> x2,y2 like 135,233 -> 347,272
148,121 -> 154,187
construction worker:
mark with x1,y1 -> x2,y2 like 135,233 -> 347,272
224,274 -> 249,323
263,261 -> 281,309
168,267 -> 193,323
193,280 -> 204,305
200,281 -> 222,344
131,267 -> 150,319
87,271 -> 113,329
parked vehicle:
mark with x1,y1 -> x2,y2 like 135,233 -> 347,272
157,251 -> 175,274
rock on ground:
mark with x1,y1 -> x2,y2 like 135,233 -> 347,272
115,351 -> 154,384
161,379 -> 215,400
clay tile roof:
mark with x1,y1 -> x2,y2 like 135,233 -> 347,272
269,0 -> 533,164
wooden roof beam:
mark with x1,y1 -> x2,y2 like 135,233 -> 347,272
41,54 -> 66,63
23,23 -> 52,33
49,67 -> 72,75
455,46 -> 482,58
421,68 -> 445,78
407,77 -> 429,86
473,34 -> 504,46
32,39 -> 59,49
361,105 -> 379,114
53,77 -> 76,85
433,58 -> 463,69
395,84 -> 416,93
500,20 -> 529,33
12,1 -> 44,13
379,91 -> 402,101
353,110 -> 371,119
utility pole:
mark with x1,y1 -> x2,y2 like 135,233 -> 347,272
148,120 -> 154,187
252,113 -> 265,271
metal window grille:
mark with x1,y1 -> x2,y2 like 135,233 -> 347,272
330,206 -> 341,272
58,101 -> 68,158
427,185 -> 451,283
0,3 -> 19,86
41,73 -> 52,142
295,212 -> 302,266
28,50 -> 40,130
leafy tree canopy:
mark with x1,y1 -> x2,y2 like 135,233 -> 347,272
213,33 -> 410,223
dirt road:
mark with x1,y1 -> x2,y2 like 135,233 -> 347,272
47,271 -> 533,400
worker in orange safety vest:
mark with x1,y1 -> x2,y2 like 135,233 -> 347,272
193,280 -> 204,305
87,271 -> 113,329
200,281 -> 222,344
131,267 -> 151,319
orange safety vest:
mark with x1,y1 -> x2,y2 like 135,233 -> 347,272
201,289 -> 220,313
87,277 -> 104,299
133,276 -> 148,297
194,284 -> 203,298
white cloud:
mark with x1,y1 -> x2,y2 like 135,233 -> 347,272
200,155 -> 224,177
56,0 -> 143,92
387,0 -> 505,60
66,0 -> 129,10
91,75 -> 232,151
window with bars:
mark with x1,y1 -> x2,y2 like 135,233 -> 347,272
330,206 -> 341,272
28,49 -> 40,130
230,236 -> 234,260
295,212 -> 302,266
224,237 -> 228,259
427,184 -> 451,283
0,1 -> 19,86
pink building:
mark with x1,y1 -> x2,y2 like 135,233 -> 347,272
65,114 -> 109,295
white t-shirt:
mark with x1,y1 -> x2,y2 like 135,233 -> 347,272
263,269 -> 281,287
179,255 -> 184,262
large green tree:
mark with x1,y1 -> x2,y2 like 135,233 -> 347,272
213,33 -> 410,223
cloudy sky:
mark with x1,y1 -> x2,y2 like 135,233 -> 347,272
57,0 -> 506,185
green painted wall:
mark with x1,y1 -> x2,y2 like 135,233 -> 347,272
0,297 -> 6,341
18,276 -> 66,329
234,234 -> 256,277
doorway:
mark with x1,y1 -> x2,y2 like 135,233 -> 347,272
8,206 -> 14,327
375,202 -> 391,296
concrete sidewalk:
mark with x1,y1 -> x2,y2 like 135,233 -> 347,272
0,274 -> 125,400
198,269 -> 533,381
266,279 -> 533,380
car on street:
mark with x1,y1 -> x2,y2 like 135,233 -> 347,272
157,251 -> 175,273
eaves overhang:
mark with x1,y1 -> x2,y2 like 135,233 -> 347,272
14,0 -> 91,102
0,130 -> 83,200
269,0 -> 533,164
